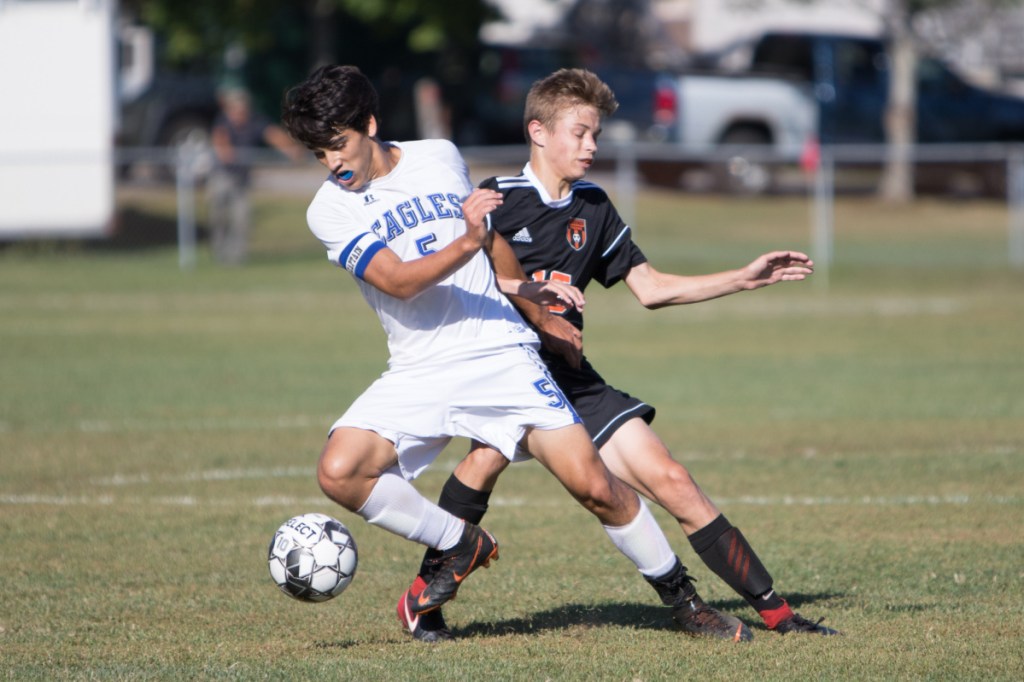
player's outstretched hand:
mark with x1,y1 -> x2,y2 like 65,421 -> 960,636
462,188 -> 503,247
742,250 -> 814,289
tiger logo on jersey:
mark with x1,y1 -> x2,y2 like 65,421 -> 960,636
566,218 -> 587,251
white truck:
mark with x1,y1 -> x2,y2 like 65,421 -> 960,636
661,73 -> 815,155
638,68 -> 818,193
0,0 -> 119,239
0,0 -> 167,239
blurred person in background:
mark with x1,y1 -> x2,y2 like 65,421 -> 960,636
208,85 -> 303,265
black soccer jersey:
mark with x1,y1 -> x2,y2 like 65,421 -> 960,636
480,167 -> 647,331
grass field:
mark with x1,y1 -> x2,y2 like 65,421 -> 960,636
2,180 -> 1023,680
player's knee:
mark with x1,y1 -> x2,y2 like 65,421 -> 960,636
573,471 -> 621,514
317,445 -> 365,510
661,461 -> 699,495
653,461 -> 718,525
460,444 -> 509,483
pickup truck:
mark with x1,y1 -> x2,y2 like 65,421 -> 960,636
640,31 -> 1024,194
639,66 -> 817,192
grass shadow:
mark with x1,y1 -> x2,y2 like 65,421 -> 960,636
456,601 -> 676,638
0,208 -> 209,255
454,590 -> 844,639
98,207 -> 208,251
311,639 -> 362,651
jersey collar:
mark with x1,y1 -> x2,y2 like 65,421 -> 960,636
523,163 -> 573,210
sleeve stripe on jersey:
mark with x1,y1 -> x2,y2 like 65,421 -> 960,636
496,177 -> 531,189
601,225 -> 632,259
338,233 -> 387,279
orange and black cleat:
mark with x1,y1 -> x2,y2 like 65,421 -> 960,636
397,577 -> 455,642
672,595 -> 754,642
646,556 -> 753,642
408,523 -> 498,615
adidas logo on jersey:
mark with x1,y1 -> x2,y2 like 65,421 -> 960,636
511,227 -> 533,243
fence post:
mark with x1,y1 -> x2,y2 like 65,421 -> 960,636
1009,146 -> 1024,270
613,142 -> 638,228
811,146 -> 834,290
175,144 -> 199,270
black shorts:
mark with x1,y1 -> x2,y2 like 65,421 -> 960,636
543,351 -> 656,449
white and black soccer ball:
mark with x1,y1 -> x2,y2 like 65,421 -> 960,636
268,513 -> 357,602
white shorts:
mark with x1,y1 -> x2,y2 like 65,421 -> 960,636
332,344 -> 580,480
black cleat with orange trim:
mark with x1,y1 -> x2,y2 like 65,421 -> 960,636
645,556 -> 753,642
773,613 -> 842,636
397,580 -> 455,643
673,595 -> 754,642
409,523 -> 498,615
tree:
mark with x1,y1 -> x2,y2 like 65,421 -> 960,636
122,0 -> 496,66
877,0 -> 917,202
771,0 -> 1020,201
120,0 -> 501,136
877,0 -> 1024,201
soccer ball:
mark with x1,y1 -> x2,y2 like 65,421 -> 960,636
268,513 -> 358,602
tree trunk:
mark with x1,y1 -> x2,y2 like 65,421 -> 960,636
879,1 -> 918,202
308,0 -> 335,69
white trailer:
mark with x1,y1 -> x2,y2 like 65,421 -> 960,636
0,0 -> 117,238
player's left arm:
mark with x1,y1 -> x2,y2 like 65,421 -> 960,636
486,232 -> 584,368
623,251 -> 814,309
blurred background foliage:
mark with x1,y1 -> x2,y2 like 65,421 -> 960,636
120,0 -> 501,127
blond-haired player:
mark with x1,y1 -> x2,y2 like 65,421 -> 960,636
402,68 -> 839,641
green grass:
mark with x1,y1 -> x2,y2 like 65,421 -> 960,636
1,182 -> 1023,680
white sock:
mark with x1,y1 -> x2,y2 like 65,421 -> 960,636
602,498 -> 677,578
357,469 -> 465,550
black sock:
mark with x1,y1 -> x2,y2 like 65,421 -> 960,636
688,514 -> 784,611
417,474 -> 492,578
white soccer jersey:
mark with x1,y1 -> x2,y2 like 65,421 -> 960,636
306,139 -> 538,367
